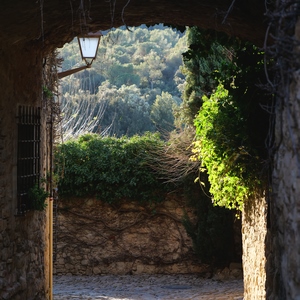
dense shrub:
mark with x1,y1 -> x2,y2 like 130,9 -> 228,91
192,84 -> 258,210
54,133 -> 171,203
181,28 -> 271,211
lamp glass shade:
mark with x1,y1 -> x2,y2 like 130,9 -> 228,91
78,35 -> 101,59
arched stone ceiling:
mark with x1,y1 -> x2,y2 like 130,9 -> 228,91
1,0 -> 267,53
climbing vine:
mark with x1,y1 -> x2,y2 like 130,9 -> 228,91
192,84 -> 261,210
182,28 -> 272,211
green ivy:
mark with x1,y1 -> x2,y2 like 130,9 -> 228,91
28,184 -> 49,211
54,133 -> 172,203
192,84 -> 262,210
43,86 -> 53,98
181,28 -> 272,211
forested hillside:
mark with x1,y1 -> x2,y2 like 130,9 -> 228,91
58,25 -> 187,139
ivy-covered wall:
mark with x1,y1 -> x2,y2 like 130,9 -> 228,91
54,133 -> 242,269
54,195 -> 207,275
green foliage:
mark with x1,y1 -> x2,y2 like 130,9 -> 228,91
182,27 -> 271,211
59,25 -> 187,138
102,83 -> 154,136
219,43 -> 271,157
28,184 -> 49,211
54,133 -> 172,203
181,28 -> 230,123
150,91 -> 178,133
192,84 -> 258,210
104,63 -> 140,87
43,86 -> 53,98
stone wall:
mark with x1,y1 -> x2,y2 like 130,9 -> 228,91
264,12 -> 300,300
242,195 -> 267,300
0,46 -> 50,300
54,195 -> 209,275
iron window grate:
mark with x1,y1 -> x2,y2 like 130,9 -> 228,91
16,106 -> 41,215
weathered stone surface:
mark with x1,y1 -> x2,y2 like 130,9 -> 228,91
265,17 -> 300,300
0,48 -> 50,300
0,0 -> 267,52
242,195 -> 267,300
54,195 -> 210,275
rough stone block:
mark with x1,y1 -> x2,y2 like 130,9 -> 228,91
81,259 -> 89,266
93,266 -> 101,274
54,196 -> 219,276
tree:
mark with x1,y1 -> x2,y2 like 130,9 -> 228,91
137,50 -> 165,89
58,25 -> 187,138
181,27 -> 230,123
104,63 -> 140,87
150,92 -> 179,133
99,83 -> 155,137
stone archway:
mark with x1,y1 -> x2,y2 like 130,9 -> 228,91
1,0 -> 266,50
0,1 -> 299,299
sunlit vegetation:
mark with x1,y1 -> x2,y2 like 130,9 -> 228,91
58,24 -> 187,139
55,25 -> 272,264
55,133 -> 170,202
182,28 -> 272,210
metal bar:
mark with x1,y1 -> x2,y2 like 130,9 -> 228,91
16,105 -> 41,214
57,65 -> 90,79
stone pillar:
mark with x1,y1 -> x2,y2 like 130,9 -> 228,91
242,195 -> 267,300
0,45 -> 50,299
268,16 -> 300,300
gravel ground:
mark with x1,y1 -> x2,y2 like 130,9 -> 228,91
53,274 -> 244,300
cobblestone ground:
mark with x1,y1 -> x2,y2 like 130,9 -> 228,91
53,274 -> 243,300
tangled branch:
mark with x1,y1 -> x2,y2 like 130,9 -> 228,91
145,127 -> 200,184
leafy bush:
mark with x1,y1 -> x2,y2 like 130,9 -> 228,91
54,133 -> 172,203
28,184 -> 49,211
182,28 -> 271,211
192,84 -> 262,210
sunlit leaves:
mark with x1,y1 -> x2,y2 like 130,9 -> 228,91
193,84 -> 262,210
54,133 -> 170,203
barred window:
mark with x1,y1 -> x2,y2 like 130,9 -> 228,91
16,106 -> 41,215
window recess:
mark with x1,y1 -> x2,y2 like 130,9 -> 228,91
16,106 -> 41,215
